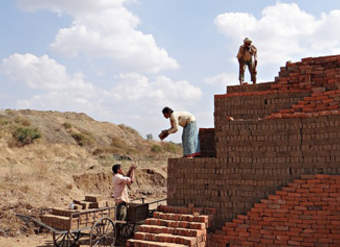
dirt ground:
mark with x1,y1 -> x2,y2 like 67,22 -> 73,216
0,234 -> 52,247
0,234 -> 128,247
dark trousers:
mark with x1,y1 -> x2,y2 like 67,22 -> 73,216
116,202 -> 127,221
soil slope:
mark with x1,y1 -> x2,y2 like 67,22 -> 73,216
0,109 -> 180,238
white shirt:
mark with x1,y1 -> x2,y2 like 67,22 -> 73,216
167,111 -> 196,134
112,173 -> 131,203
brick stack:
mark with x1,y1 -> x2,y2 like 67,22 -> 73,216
127,205 -> 215,247
227,82 -> 276,94
215,115 -> 340,160
40,195 -> 115,230
273,55 -> 340,91
168,155 -> 340,228
214,89 -> 310,121
199,128 -> 216,157
214,55 -> 340,122
169,55 -> 340,231
73,195 -> 114,209
266,89 -> 340,119
208,174 -> 340,247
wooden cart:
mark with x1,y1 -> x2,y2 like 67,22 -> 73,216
16,198 -> 166,247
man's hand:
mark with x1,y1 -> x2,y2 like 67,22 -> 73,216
158,130 -> 169,140
130,164 -> 137,170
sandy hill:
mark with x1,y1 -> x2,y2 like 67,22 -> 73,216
0,109 -> 181,237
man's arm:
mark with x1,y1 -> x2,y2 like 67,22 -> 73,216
252,45 -> 258,71
237,46 -> 244,61
166,115 -> 179,134
126,165 -> 136,183
159,114 -> 178,140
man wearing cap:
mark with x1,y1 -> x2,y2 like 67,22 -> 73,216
237,37 -> 257,85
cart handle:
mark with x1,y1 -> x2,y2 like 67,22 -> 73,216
16,214 -> 67,234
147,198 -> 167,206
131,197 -> 146,204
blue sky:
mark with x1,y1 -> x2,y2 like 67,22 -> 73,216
1,0 -> 340,142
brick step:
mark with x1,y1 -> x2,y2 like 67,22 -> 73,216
153,212 -> 208,224
133,232 -> 200,246
157,205 -> 216,216
126,239 -> 188,247
144,218 -> 205,230
137,224 -> 205,240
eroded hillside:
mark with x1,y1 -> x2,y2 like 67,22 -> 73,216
0,109 -> 180,237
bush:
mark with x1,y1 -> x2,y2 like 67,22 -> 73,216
71,132 -> 93,146
151,144 -> 162,153
163,142 -> 182,153
62,122 -> 72,129
0,118 -> 9,126
13,127 -> 41,146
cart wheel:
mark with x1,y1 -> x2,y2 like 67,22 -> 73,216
119,223 -> 135,239
90,217 -> 116,247
53,231 -> 80,247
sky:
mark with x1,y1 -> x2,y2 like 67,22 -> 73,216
1,0 -> 340,142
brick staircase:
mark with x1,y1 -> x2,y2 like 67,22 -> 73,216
208,174 -> 340,247
126,205 -> 215,247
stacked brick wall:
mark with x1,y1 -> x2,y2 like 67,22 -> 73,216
168,55 -> 340,235
170,115 -> 340,227
273,55 -> 340,91
209,174 -> 340,247
168,158 -> 340,229
214,90 -> 310,122
266,89 -> 340,119
215,55 -> 340,122
199,128 -> 216,157
227,82 -> 275,94
215,115 -> 340,160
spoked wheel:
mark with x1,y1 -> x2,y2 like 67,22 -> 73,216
53,231 -> 80,247
119,223 -> 135,239
90,217 -> 116,247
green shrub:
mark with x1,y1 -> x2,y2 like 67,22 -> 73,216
62,122 -> 72,129
0,118 -> 9,126
71,132 -> 93,146
163,142 -> 182,153
151,144 -> 162,153
13,127 -> 41,146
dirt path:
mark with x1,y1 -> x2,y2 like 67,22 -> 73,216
0,234 -> 52,247
0,235 -> 126,247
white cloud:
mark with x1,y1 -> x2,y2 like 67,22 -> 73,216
17,0 -> 179,74
0,53 -> 201,141
0,53 -> 94,91
0,53 -> 111,116
107,73 -> 202,141
215,3 -> 340,66
17,0 -> 126,15
111,73 -> 202,105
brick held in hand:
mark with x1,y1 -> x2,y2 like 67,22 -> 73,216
158,130 -> 168,140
